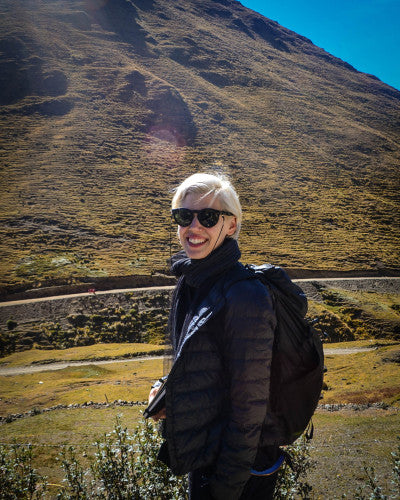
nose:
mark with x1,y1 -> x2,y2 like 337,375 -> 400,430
189,213 -> 202,229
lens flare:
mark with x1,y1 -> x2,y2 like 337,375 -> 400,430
145,125 -> 186,168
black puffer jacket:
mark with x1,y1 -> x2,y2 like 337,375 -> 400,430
163,261 -> 277,499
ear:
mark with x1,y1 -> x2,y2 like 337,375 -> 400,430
226,216 -> 237,237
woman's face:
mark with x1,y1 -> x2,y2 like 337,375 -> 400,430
177,192 -> 237,260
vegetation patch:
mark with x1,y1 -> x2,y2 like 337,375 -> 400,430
0,356 -> 164,415
1,413 -> 398,499
308,289 -> 400,342
321,341 -> 400,405
0,292 -> 171,356
0,340 -> 399,497
309,411 -> 400,497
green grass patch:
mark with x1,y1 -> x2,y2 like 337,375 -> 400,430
325,339 -> 397,349
0,407 -> 145,446
308,290 -> 400,342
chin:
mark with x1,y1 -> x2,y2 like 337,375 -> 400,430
185,245 -> 211,260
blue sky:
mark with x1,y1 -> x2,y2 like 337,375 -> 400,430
240,0 -> 400,90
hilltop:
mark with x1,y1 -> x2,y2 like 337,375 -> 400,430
0,0 -> 399,292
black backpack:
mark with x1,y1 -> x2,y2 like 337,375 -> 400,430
244,263 -> 324,445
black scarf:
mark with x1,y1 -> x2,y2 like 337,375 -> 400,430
169,238 -> 241,354
170,237 -> 241,288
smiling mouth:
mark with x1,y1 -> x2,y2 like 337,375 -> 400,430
187,237 -> 207,246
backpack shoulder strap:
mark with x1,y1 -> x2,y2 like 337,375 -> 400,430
245,264 -> 308,318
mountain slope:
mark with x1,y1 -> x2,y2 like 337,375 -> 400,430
0,0 -> 399,290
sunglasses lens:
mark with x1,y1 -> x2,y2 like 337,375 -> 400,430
173,209 -> 193,227
198,209 -> 219,228
172,208 -> 222,228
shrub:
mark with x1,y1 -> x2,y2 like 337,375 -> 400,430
353,437 -> 400,499
58,417 -> 188,499
392,438 -> 400,493
6,319 -> 18,331
275,436 -> 315,499
67,314 -> 88,328
57,447 -> 91,499
90,314 -> 105,330
4,421 -> 398,498
0,443 -> 47,499
0,331 -> 15,356
57,417 -> 315,499
311,309 -> 354,342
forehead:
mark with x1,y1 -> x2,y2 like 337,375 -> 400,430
181,192 -> 221,210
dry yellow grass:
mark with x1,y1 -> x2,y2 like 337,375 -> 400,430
0,342 -> 164,367
0,0 -> 399,291
1,340 -> 399,417
0,356 -> 163,415
322,341 -> 400,405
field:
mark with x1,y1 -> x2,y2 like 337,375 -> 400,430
0,341 -> 399,497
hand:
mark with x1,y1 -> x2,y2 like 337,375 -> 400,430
148,386 -> 166,422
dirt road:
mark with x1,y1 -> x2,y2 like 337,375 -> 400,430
1,276 -> 399,307
0,355 -> 164,376
0,347 -> 373,376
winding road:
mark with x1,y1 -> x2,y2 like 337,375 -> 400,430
0,347 -> 374,377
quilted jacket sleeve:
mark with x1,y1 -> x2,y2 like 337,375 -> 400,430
209,278 -> 276,500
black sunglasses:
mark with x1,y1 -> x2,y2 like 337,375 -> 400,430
172,208 -> 233,228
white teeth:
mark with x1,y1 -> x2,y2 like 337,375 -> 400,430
188,238 -> 206,244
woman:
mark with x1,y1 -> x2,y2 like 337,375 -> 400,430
149,173 -> 282,499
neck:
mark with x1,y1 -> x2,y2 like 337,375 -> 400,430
170,238 -> 241,288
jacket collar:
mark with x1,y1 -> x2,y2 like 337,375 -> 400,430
173,262 -> 248,360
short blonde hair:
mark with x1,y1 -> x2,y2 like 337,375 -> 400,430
171,173 -> 242,239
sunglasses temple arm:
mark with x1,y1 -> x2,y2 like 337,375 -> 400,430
210,216 -> 226,254
169,215 -> 172,262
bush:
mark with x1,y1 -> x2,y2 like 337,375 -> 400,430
58,417 -> 188,499
275,436 -> 315,499
352,437 -> 400,500
0,330 -> 15,356
0,420 -> 313,499
310,309 -> 354,342
7,319 -> 18,331
67,314 -> 88,328
56,417 -> 317,499
0,443 -> 47,499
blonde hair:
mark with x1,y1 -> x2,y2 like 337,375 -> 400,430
171,173 -> 242,239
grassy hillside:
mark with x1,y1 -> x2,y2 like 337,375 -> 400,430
1,0 -> 399,291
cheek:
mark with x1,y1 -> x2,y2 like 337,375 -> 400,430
177,226 -> 185,243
